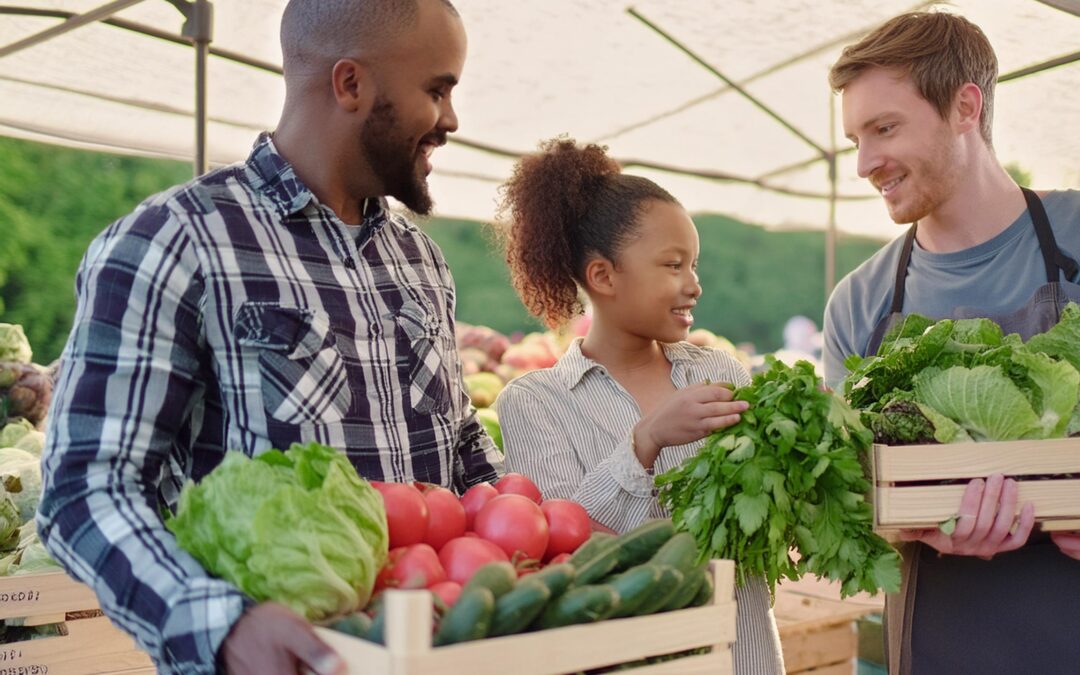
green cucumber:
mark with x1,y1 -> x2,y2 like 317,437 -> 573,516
689,570 -> 715,607
462,561 -> 517,599
534,584 -> 620,630
631,565 -> 684,616
568,532 -> 616,568
573,538 -> 623,586
489,578 -> 552,637
660,563 -> 708,612
648,532 -> 699,574
366,605 -> 386,645
607,564 -> 662,618
612,519 -> 676,571
433,586 -> 495,646
327,612 -> 372,638
528,563 -> 576,597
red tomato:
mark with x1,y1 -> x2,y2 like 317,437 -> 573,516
412,481 -> 438,494
438,536 -> 509,585
547,552 -> 572,565
474,494 -> 550,562
378,543 -> 446,590
540,499 -> 592,561
460,482 -> 499,530
422,486 -> 467,551
429,581 -> 462,608
373,482 -> 429,548
495,473 -> 543,504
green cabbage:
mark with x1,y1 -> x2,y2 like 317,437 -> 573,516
0,419 -> 35,448
12,430 -> 44,457
0,448 -> 42,521
166,442 -> 388,621
0,324 -> 31,364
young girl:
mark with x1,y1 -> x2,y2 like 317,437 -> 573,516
494,138 -> 784,674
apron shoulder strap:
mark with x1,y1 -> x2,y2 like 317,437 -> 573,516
889,224 -> 918,314
1023,187 -> 1079,282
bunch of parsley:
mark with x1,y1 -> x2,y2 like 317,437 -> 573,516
655,358 -> 900,597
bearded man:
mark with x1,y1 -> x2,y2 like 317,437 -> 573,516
38,1 -> 502,673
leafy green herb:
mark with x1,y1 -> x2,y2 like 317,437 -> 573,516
655,358 -> 900,598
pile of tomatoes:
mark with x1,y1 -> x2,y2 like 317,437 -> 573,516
371,473 -> 592,607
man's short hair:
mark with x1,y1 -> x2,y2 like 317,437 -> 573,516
280,0 -> 457,75
829,11 -> 998,146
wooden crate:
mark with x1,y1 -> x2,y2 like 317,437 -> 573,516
774,577 -> 882,675
0,571 -> 154,675
871,437 -> 1080,533
315,560 -> 737,674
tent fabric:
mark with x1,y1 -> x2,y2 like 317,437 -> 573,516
1,0 -> 1077,239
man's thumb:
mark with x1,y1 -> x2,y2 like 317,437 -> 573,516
292,630 -> 346,675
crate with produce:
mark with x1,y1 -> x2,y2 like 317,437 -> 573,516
0,322 -> 154,674
842,304 -> 1080,534
165,437 -> 736,673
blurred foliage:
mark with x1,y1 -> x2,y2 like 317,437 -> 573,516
1004,162 -> 1032,188
1,137 -> 882,363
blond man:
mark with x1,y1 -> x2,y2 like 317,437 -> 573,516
823,11 -> 1080,675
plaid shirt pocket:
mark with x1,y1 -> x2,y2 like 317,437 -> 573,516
395,299 -> 453,416
235,302 -> 352,425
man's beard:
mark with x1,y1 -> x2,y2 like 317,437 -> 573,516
880,129 -> 961,225
360,97 -> 435,215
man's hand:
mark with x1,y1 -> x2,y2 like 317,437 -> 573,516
1051,532 -> 1080,561
221,603 -> 345,675
899,473 -> 1034,559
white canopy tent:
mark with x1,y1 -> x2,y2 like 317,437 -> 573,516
2,0 -> 1078,294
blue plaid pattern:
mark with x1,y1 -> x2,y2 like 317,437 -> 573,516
37,134 -> 503,674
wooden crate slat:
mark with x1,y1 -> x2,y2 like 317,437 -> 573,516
1040,518 -> 1080,532
317,602 -> 736,675
789,658 -> 857,675
874,479 -> 1080,529
780,621 -> 856,673
0,615 -> 154,675
609,651 -> 732,674
0,571 -> 99,621
874,438 -> 1080,482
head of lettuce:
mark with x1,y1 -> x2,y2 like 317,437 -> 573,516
166,442 -> 388,622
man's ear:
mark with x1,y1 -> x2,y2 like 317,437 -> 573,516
583,257 -> 617,298
331,58 -> 374,113
952,82 -> 983,136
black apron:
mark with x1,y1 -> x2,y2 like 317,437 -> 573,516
866,189 -> 1080,674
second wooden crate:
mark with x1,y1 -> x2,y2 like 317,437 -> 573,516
872,437 -> 1080,533
0,571 -> 154,675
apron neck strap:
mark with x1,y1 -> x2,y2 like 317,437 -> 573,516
889,224 -> 918,315
1023,187 -> 1078,283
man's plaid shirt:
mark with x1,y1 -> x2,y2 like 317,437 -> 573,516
38,134 -> 502,673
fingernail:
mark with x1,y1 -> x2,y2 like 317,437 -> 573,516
310,652 -> 346,675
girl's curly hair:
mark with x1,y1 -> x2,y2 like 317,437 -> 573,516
496,137 -> 678,328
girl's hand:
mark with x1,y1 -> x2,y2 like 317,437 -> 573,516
632,382 -> 748,467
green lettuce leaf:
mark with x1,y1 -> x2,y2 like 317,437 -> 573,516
913,366 -> 1041,441
1026,302 -> 1080,374
167,443 -> 388,621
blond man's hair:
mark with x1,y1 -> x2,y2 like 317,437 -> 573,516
829,11 -> 998,146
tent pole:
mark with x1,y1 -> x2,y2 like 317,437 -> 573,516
826,94 -> 838,300
194,34 -> 209,175
168,0 -> 213,176
0,0 -> 147,58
